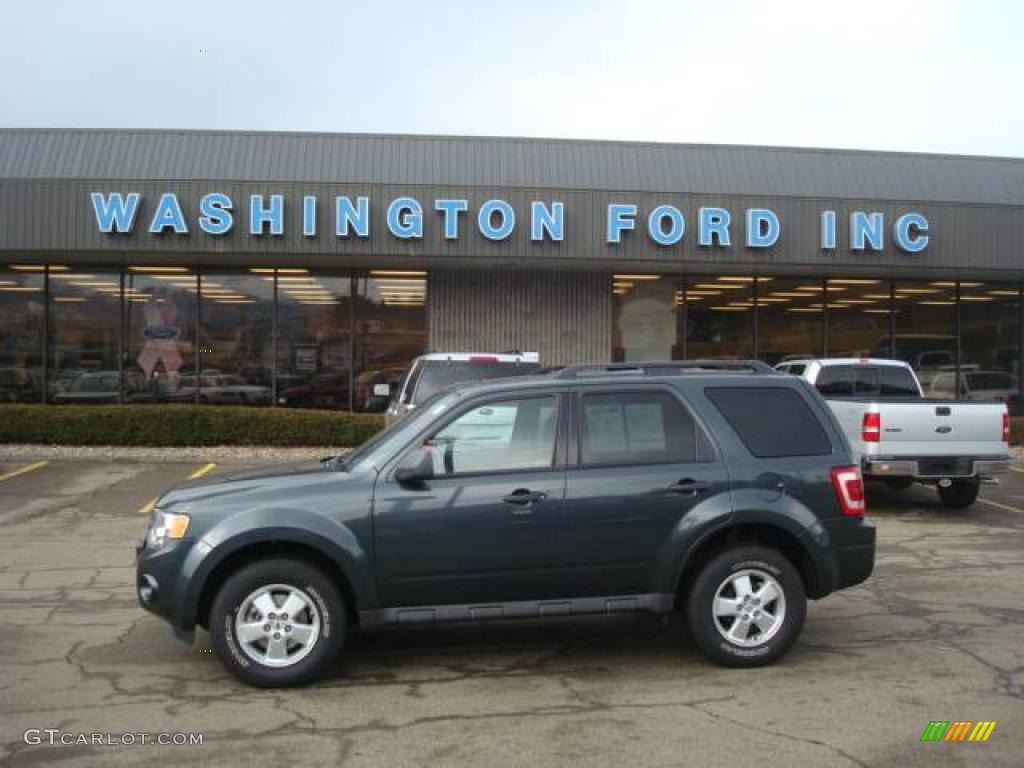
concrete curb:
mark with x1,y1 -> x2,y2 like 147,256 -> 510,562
0,444 -> 351,464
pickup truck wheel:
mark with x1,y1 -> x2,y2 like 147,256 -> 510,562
937,478 -> 981,509
210,558 -> 344,688
685,546 -> 806,667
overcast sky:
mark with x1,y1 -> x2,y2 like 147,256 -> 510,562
1,0 -> 1021,157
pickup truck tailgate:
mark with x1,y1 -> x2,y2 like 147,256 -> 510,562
870,401 -> 1005,456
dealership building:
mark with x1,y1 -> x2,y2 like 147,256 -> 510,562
1,128 -> 1023,411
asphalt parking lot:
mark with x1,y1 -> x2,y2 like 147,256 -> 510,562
1,457 -> 1022,767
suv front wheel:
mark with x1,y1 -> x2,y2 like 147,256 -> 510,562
686,545 -> 806,667
210,558 -> 345,687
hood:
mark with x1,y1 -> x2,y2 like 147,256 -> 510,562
156,459 -> 346,511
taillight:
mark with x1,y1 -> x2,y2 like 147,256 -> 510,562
469,355 -> 499,364
862,412 -> 881,443
1002,411 -> 1010,445
831,466 -> 866,517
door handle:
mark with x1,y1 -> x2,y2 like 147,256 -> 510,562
667,479 -> 710,495
502,489 -> 548,506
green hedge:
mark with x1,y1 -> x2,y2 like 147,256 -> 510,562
0,405 -> 385,447
1011,417 -> 1024,447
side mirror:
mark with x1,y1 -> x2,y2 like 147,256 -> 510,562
373,383 -> 392,397
394,447 -> 434,486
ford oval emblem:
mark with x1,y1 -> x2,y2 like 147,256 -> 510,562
936,425 -> 952,434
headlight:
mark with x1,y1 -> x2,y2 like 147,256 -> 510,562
146,509 -> 191,550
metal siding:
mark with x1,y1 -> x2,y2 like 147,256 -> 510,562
428,269 -> 610,365
2,129 -> 1024,206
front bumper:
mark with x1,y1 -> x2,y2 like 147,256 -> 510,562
135,539 -> 195,642
864,455 -> 1009,479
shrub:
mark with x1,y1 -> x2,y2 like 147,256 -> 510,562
0,405 -> 384,447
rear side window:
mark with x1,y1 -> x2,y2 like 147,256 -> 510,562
580,391 -> 711,465
878,366 -> 920,396
706,386 -> 833,458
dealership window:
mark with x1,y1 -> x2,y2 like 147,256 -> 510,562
352,271 -> 427,412
275,271 -> 353,410
825,277 -> 892,357
48,268 -> 122,403
890,280 -> 957,390
123,267 -> 197,404
958,281 -> 1020,414
684,276 -> 754,359
198,273 -> 274,406
612,274 -> 679,361
757,277 -> 824,365
0,267 -> 45,403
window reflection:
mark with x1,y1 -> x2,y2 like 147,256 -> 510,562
757,277 -> 824,364
955,282 -> 1020,413
684,276 -> 755,359
0,268 -> 45,402
124,267 -> 196,403
48,269 -> 122,403
826,278 -> 891,357
198,273 -> 273,405
612,274 -> 677,361
353,271 -> 427,412
275,272 -> 352,409
889,281 -> 957,389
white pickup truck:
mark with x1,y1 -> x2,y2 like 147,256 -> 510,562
776,358 -> 1010,508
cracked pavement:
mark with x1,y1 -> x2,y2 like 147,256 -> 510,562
1,457 -> 1022,767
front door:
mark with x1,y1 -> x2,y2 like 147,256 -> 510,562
560,387 -> 729,597
374,392 -> 567,606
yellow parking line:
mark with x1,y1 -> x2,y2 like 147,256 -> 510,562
1009,466 -> 1024,474
137,497 -> 158,516
136,463 -> 217,514
977,497 -> 1024,515
187,462 -> 217,480
0,460 -> 49,483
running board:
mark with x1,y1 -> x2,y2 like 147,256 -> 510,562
359,593 -> 675,628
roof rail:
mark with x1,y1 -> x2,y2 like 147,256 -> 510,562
550,359 -> 777,379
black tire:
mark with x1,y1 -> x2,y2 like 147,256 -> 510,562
884,477 -> 915,492
937,477 -> 980,508
210,558 -> 345,688
685,545 -> 806,667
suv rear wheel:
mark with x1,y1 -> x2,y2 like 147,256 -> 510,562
210,558 -> 345,687
937,477 -> 980,509
685,545 -> 806,667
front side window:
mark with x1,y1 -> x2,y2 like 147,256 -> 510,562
429,395 -> 558,475
580,390 -> 706,466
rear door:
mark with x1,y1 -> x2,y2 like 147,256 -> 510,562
559,385 -> 728,597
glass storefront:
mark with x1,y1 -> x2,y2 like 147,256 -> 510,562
0,265 -> 429,411
0,268 -> 45,403
199,273 -> 275,406
612,272 -> 1024,409
48,268 -> 121,403
684,276 -> 756,359
277,272 -> 352,410
4,265 -> 1024,412
123,267 -> 197,404
352,272 -> 427,412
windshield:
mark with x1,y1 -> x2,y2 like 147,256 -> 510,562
412,361 -> 540,404
341,391 -> 461,472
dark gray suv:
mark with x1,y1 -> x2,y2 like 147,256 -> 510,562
137,361 -> 875,687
